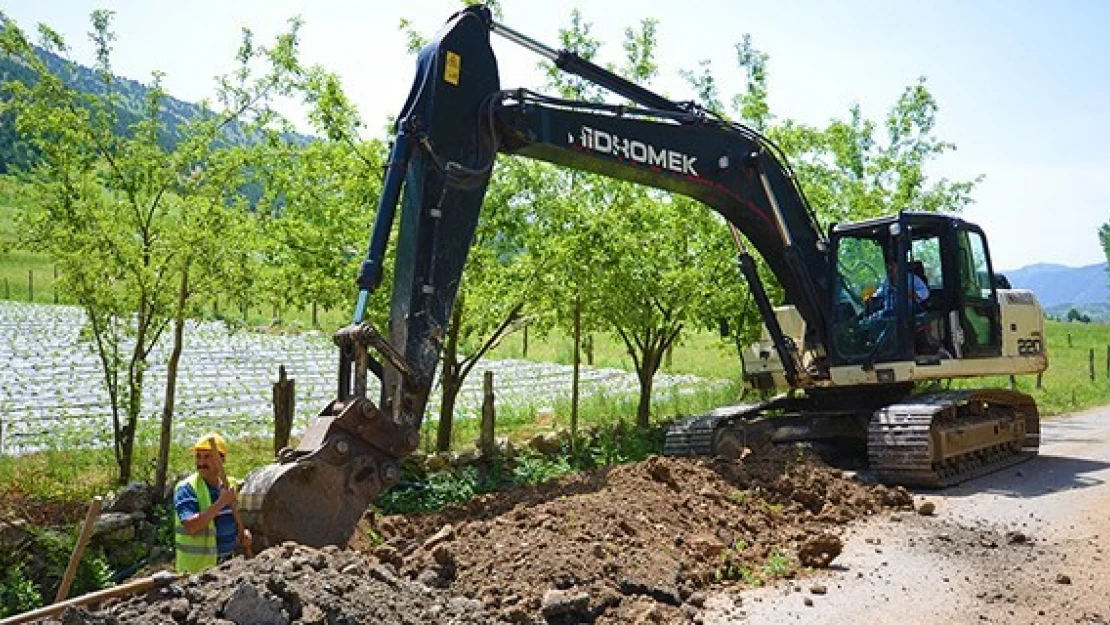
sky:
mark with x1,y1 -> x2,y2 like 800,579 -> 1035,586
3,0 -> 1109,272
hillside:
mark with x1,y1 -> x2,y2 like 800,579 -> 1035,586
0,39 -> 309,173
1002,262 -> 1110,320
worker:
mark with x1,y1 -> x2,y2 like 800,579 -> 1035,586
865,257 -> 927,317
173,432 -> 252,573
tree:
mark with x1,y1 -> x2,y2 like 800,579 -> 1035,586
0,13 -> 299,484
524,14 -> 747,428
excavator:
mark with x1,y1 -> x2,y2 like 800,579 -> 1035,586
238,5 -> 1048,548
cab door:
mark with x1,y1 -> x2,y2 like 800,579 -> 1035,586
953,228 -> 1002,357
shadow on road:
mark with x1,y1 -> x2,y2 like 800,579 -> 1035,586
942,453 -> 1109,499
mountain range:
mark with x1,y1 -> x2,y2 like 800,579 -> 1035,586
1003,262 -> 1110,320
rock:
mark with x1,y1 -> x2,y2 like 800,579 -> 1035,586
798,534 -> 843,568
917,501 -> 937,516
222,582 -> 289,625
104,482 -> 154,514
372,544 -> 403,568
1006,531 -> 1028,544
0,518 -> 32,549
804,597 -> 814,607
809,584 -> 828,595
1055,573 -> 1072,585
540,589 -> 591,620
91,512 -> 136,541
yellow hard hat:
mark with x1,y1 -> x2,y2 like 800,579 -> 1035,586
191,432 -> 228,455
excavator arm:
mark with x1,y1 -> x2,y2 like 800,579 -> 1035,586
239,5 -> 832,548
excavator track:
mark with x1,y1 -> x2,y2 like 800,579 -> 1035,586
867,389 -> 1039,488
664,404 -> 761,457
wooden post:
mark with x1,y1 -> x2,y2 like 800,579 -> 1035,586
213,296 -> 219,315
1,572 -> 180,625
273,365 -> 295,455
27,269 -> 33,302
52,266 -> 58,304
1009,375 -> 1016,391
571,295 -> 581,446
55,496 -> 103,602
1068,333 -> 1073,348
1036,372 -> 1043,390
1090,348 -> 1096,382
480,370 -> 495,455
312,302 -> 319,328
522,323 -> 529,358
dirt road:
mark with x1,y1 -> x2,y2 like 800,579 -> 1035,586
706,407 -> 1110,624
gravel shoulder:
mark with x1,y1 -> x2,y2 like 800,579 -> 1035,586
706,406 -> 1110,625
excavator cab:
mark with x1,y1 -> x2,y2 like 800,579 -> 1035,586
829,211 -> 1003,367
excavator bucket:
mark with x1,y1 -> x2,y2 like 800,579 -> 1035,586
238,396 -> 418,549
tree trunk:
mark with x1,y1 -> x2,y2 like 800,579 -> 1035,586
436,302 -> 465,453
635,360 -> 655,430
156,268 -> 189,494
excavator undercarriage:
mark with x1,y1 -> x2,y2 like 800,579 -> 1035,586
665,386 -> 1040,488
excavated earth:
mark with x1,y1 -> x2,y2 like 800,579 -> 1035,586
60,448 -> 915,624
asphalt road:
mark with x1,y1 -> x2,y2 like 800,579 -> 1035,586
704,406 -> 1110,624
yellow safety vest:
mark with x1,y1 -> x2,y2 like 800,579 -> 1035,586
174,472 -> 217,573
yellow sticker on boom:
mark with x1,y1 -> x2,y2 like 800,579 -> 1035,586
444,51 -> 461,86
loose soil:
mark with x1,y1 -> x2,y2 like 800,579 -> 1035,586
57,447 -> 914,624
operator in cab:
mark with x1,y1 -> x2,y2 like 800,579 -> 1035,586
868,257 -> 929,317
174,432 -> 252,573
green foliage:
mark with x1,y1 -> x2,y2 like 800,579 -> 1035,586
0,526 -> 114,616
0,564 -> 40,617
763,550 -> 791,578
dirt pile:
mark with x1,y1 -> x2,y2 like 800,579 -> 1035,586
369,450 -> 913,624
62,449 -> 913,624
65,542 -> 502,624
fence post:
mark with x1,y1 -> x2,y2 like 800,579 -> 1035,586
480,370 -> 496,456
53,266 -> 58,304
1009,375 -> 1016,391
1036,372 -> 1043,390
273,365 -> 295,456
312,302 -> 318,328
4,277 -> 9,299
1068,333 -> 1073,348
522,323 -> 529,358
1089,348 -> 1096,382
28,269 -> 33,302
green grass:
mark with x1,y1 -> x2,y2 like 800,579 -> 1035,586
487,323 -> 743,380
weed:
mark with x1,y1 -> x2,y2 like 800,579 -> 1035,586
763,550 -> 791,578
